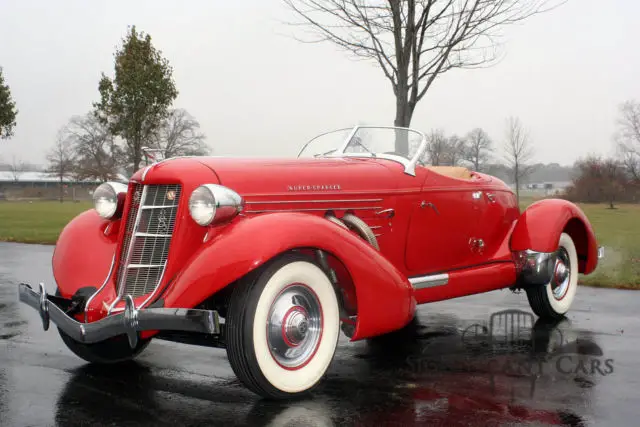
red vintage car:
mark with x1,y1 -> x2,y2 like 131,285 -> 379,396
18,126 -> 603,399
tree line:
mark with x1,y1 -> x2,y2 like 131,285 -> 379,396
564,99 -> 640,208
46,26 -> 210,191
1,26 -> 209,200
2,3 -> 636,206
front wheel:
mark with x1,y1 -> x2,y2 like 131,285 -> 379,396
526,232 -> 579,320
226,253 -> 341,399
58,330 -> 151,364
55,288 -> 151,364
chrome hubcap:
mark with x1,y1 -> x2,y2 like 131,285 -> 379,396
551,248 -> 571,300
267,284 -> 322,369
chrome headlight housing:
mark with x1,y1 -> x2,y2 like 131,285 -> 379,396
93,182 -> 128,219
189,184 -> 244,226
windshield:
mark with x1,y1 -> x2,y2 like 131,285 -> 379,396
297,126 -> 427,175
298,126 -> 427,163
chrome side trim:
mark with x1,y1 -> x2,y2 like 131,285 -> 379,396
19,283 -> 220,348
409,273 -> 449,289
514,249 -> 556,286
245,206 -> 383,214
83,254 -> 116,323
245,199 -> 383,204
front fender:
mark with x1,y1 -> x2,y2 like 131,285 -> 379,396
510,199 -> 599,274
162,212 -> 416,340
52,209 -> 119,299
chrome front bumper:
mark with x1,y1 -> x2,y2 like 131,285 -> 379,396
18,283 -> 220,348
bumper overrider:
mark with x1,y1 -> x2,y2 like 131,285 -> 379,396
515,246 -> 605,286
18,283 -> 221,348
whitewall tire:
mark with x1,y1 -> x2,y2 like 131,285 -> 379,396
526,232 -> 579,320
226,253 -> 340,399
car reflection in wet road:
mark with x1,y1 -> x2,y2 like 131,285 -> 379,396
1,242 -> 638,426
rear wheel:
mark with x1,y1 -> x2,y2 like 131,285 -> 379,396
226,253 -> 340,399
526,232 -> 579,320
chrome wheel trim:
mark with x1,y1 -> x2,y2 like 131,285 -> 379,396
551,247 -> 571,300
267,284 -> 323,369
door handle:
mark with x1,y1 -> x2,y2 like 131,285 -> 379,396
420,201 -> 439,215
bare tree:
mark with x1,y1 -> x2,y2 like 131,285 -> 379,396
615,100 -> 640,181
425,129 -> 447,165
9,155 -> 26,181
46,129 -> 75,202
464,127 -> 492,171
503,116 -> 534,204
148,108 -> 209,161
444,134 -> 466,166
63,114 -> 120,182
282,0 -> 562,152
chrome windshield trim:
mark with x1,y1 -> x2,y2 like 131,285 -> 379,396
83,254 -> 116,323
298,125 -> 428,177
296,127 -> 354,158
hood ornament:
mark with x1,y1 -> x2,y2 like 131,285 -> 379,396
142,146 -> 167,165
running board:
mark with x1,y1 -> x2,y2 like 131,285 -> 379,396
409,273 -> 449,289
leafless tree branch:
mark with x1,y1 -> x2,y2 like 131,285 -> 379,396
149,108 -> 210,160
282,0 -> 565,152
503,115 -> 535,204
615,100 -> 640,181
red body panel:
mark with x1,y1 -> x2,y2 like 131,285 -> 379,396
413,262 -> 517,304
52,210 -> 119,299
50,154 -> 599,340
163,212 -> 415,340
510,198 -> 599,274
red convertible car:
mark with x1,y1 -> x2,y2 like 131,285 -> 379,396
18,126 -> 602,399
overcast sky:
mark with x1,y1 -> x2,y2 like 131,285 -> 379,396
0,0 -> 638,167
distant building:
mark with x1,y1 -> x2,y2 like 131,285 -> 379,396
0,172 -> 103,201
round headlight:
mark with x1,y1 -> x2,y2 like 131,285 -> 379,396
189,186 -> 216,226
189,184 -> 243,226
93,182 -> 127,219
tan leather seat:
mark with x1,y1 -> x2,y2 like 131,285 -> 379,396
426,166 -> 473,180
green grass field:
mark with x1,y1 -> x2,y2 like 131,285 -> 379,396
0,201 -> 92,244
0,198 -> 638,288
519,197 -> 640,289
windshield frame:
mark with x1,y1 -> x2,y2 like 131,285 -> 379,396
297,125 -> 428,176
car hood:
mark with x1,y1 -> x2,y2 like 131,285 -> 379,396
193,157 -> 398,196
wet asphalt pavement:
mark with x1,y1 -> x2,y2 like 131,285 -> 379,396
1,242 -> 639,426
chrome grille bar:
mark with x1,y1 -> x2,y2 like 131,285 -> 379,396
115,184 -> 181,304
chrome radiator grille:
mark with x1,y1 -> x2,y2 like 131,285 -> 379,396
116,184 -> 181,298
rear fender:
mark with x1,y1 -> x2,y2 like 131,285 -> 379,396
510,199 -> 599,274
162,212 -> 416,340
